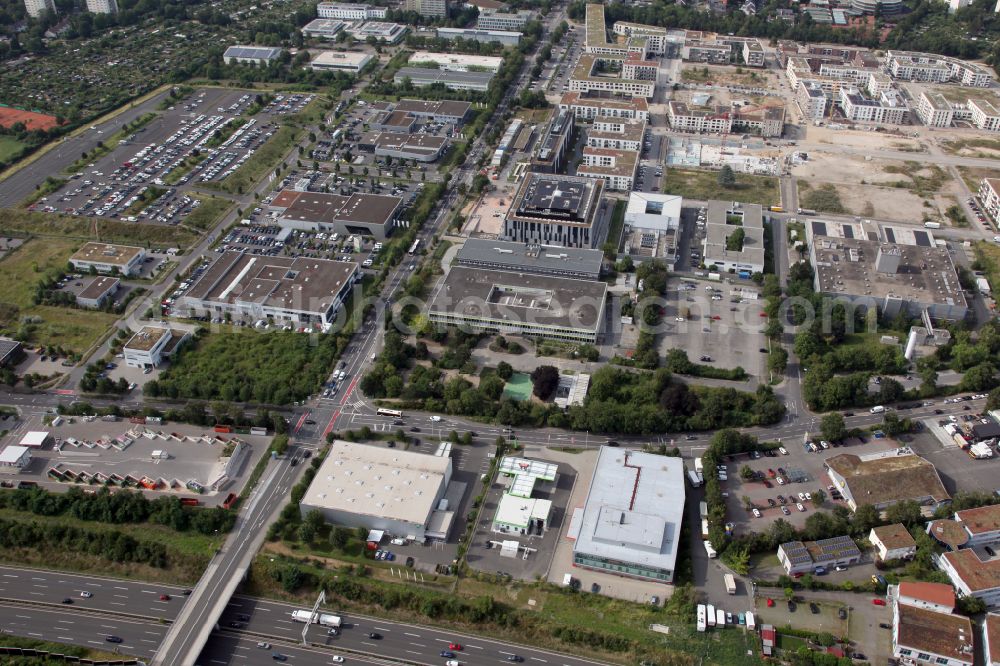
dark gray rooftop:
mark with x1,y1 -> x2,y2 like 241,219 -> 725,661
456,239 -> 603,278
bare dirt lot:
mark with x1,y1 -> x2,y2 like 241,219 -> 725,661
791,152 -> 961,222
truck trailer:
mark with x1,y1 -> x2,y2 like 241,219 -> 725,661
724,573 -> 737,595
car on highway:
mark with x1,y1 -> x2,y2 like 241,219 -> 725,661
159,594 -> 171,601
441,651 -> 456,658
449,643 -> 463,650
506,656 -> 524,663
62,597 -> 73,604
229,621 -> 244,629
106,636 -> 123,643
305,419 -> 316,425
272,654 -> 287,662
257,642 -> 271,649
368,632 -> 382,639
446,661 -> 461,666
331,657 -> 344,663
80,591 -> 92,598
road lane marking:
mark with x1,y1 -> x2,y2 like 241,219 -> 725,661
101,625 -> 116,629
29,592 -> 43,596
410,642 -> 426,648
405,632 -> 421,637
362,642 -> 378,647
3,574 -> 18,578
406,651 -> 422,656
530,658 -> 547,662
467,645 -> 483,650
111,602 -> 125,606
28,632 -> 41,637
114,586 -> 128,590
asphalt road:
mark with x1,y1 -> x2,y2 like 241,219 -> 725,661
0,566 -> 186,618
152,443 -> 304,666
0,599 -> 167,660
0,567 -> 612,666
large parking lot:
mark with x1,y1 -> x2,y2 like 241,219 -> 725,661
1,413 -> 271,504
659,274 -> 768,379
31,88 -> 282,226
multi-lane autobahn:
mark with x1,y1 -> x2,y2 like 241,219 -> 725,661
0,566 -> 611,666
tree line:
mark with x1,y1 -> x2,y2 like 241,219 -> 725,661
0,486 -> 235,535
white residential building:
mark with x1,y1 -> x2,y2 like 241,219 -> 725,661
980,178 -> 1000,222
69,242 -> 145,277
969,97 -> 1000,132
85,0 -> 117,13
316,2 -> 387,19
916,91 -> 954,128
558,92 -> 649,121
23,0 -> 55,17
577,147 -> 638,191
123,326 -> 190,369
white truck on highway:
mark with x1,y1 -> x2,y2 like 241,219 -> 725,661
291,610 -> 342,627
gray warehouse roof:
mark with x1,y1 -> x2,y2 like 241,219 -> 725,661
572,449 -> 685,576
810,235 -> 967,309
456,239 -> 604,279
394,67 -> 495,87
429,266 -> 606,335
224,45 -> 282,60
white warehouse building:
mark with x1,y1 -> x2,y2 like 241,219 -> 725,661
300,441 -> 455,542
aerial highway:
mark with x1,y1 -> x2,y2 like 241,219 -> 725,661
0,566 -> 612,666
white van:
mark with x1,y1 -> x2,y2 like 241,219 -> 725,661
429,415 -> 442,422
870,405 -> 886,414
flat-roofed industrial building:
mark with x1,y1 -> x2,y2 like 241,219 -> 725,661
300,441 -> 455,542
568,448 -> 685,583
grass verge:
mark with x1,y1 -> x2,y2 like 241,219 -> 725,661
186,194 -> 235,230
0,507 -> 222,584
0,136 -> 28,163
606,199 -> 625,252
0,634 -> 129,661
0,208 -> 201,248
663,168 -> 779,207
208,125 -> 302,195
0,238 -> 119,353
974,241 -> 1000,294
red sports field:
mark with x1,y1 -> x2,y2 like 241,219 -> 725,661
0,106 -> 60,131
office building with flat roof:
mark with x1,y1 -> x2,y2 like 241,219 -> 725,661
428,266 -> 607,342
394,67 -> 493,92
408,51 -> 504,73
268,189 -> 403,239
503,173 -> 606,248
301,18 -> 347,39
357,131 -> 447,162
701,200 -> 765,274
392,99 -> 472,124
455,238 -> 604,280
806,222 -> 968,321
123,325 -> 190,369
492,456 -> 557,535
0,339 -> 24,368
436,27 -> 521,46
69,242 -> 145,277
178,251 -> 359,328
569,448 -> 685,583
624,192 -> 682,264
570,54 -> 655,99
344,21 -> 408,44
476,9 -> 534,30
309,50 -> 373,73
300,441 -> 454,542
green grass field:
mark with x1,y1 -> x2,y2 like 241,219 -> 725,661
0,208 -> 201,248
662,168 -> 779,208
503,372 -> 532,401
0,238 -> 118,353
186,194 -> 234,230
0,135 -> 27,163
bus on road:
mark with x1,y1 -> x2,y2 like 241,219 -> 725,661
376,408 -> 403,418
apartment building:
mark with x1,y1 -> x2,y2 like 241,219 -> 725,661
839,87 -> 909,125
916,91 -> 955,127
404,0 -> 448,18
531,109 -> 575,174
798,82 -> 828,122
885,50 -> 993,87
586,118 -> 645,151
969,97 -> 1000,132
980,178 -> 1000,222
577,147 -> 638,191
558,92 -> 649,121
569,54 -> 656,99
